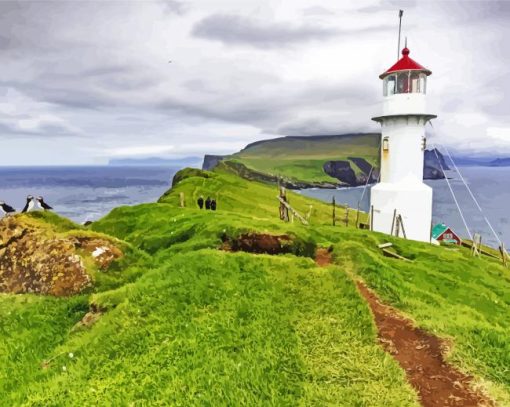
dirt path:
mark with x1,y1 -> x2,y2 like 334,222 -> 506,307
357,282 -> 493,407
313,250 -> 492,406
314,247 -> 332,267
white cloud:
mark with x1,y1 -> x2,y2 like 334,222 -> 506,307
105,145 -> 176,157
487,127 -> 510,146
0,87 -> 82,137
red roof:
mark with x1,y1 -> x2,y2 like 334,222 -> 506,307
379,47 -> 432,79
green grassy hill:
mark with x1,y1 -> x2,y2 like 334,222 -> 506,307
224,133 -> 380,187
1,167 -> 509,405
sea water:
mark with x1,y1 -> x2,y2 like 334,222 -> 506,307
0,166 -> 176,224
299,166 -> 510,249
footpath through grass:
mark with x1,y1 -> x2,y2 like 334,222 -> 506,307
329,227 -> 510,405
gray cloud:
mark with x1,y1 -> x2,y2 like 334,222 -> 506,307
275,119 -> 374,138
160,0 -> 188,15
191,14 -> 338,48
357,1 -> 417,14
1,0 -> 510,164
157,81 -> 377,131
0,122 -> 78,138
192,13 -> 396,49
302,6 -> 336,16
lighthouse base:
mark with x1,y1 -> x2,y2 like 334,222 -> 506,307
370,181 -> 433,243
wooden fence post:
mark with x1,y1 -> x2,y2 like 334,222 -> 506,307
276,195 -> 309,225
391,209 -> 397,236
279,185 -> 289,222
398,215 -> 407,239
370,205 -> 374,231
500,243 -> 508,267
472,233 -> 481,257
344,204 -> 349,227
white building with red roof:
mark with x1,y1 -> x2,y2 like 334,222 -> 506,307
370,47 -> 436,242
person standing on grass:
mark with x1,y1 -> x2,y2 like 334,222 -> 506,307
211,199 -> 216,211
205,196 -> 211,210
197,196 -> 204,209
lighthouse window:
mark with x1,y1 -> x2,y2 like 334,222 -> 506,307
410,72 -> 420,93
383,75 -> 396,96
419,73 -> 427,94
397,72 -> 410,93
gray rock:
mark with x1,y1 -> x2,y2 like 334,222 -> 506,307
202,155 -> 227,170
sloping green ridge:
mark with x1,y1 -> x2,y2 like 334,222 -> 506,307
229,134 -> 380,184
1,168 -> 509,405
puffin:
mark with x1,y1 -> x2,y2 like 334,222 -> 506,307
21,195 -> 35,213
0,201 -> 16,216
36,196 -> 53,211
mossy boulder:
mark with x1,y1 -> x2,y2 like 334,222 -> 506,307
0,215 -> 123,296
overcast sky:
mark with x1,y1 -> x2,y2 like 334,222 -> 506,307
1,0 -> 509,165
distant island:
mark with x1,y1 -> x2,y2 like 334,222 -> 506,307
202,133 -> 449,189
453,156 -> 510,167
109,156 -> 202,167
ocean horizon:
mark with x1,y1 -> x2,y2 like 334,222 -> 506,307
0,165 -> 508,249
0,166 -> 178,224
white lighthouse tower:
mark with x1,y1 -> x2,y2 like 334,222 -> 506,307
370,46 -> 436,242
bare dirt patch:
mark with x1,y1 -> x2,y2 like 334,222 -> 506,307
72,303 -> 105,331
221,233 -> 293,255
315,247 -> 332,267
357,282 -> 493,407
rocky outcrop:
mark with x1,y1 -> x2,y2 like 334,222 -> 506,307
323,160 -> 357,185
0,216 -> 122,296
424,149 -> 449,179
323,157 -> 379,186
349,157 -> 380,183
202,155 -> 227,171
423,166 -> 445,179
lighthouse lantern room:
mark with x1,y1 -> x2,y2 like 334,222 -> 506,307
370,47 -> 436,242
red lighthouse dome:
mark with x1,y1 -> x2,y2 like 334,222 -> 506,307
380,47 -> 431,96
380,47 -> 432,79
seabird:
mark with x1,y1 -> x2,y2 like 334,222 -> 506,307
36,196 -> 53,211
0,201 -> 16,216
21,195 -> 35,213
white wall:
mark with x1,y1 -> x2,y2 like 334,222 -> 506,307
380,116 -> 427,183
371,182 -> 433,242
370,92 -> 435,243
383,93 -> 427,116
